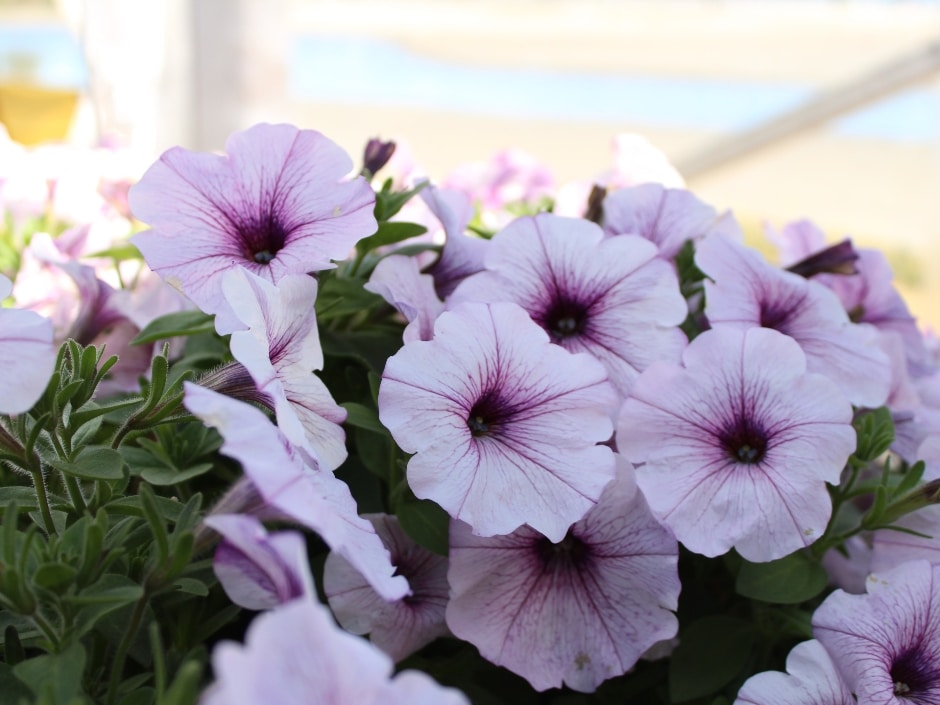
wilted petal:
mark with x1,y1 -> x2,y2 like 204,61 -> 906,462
184,383 -> 407,600
205,514 -> 313,610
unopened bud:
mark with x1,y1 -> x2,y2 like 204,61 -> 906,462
361,138 -> 396,180
786,238 -> 859,278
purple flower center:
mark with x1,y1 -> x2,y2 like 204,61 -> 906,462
891,644 -> 940,702
718,416 -> 768,465
758,302 -> 794,335
466,390 -> 510,438
236,212 -> 289,265
540,296 -> 589,341
536,529 -> 590,570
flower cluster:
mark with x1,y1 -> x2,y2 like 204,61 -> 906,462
1,122 -> 939,705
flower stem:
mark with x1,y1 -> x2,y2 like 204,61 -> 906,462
29,466 -> 56,535
105,591 -> 149,705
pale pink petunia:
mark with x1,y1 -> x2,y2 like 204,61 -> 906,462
324,514 -> 449,661
419,185 -> 489,299
446,460 -> 679,692
601,183 -> 742,260
734,639 -> 854,705
204,514 -> 313,611
221,268 -> 348,470
130,123 -> 377,333
450,213 -> 687,397
822,535 -> 873,595
379,302 -> 618,542
697,233 -> 891,408
0,274 -> 57,414
201,597 -> 469,705
183,383 -> 408,601
364,255 -> 444,343
813,560 -> 940,705
617,326 -> 856,561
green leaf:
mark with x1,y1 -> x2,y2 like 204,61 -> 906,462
86,242 -> 143,261
321,328 -> 404,374
668,616 -> 757,703
13,642 -> 86,705
49,446 -> 126,481
397,497 -> 450,556
735,551 -> 828,604
171,578 -> 208,597
315,277 -> 383,320
342,402 -> 387,434
131,310 -> 216,346
853,406 -> 894,462
893,460 -> 927,499
0,662 -> 35,705
356,221 -> 428,255
140,463 -> 214,487
32,562 -> 78,591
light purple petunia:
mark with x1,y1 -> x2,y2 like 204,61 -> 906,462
130,123 -> 377,333
324,513 -> 449,662
446,460 -> 679,692
419,185 -> 488,299
204,514 -> 313,611
697,233 -> 891,408
872,506 -> 940,574
617,326 -> 856,561
734,639 -> 854,705
201,597 -> 469,705
221,268 -> 348,470
364,255 -> 444,343
450,213 -> 687,396
0,274 -> 56,414
601,183 -> 742,259
184,383 -> 408,601
379,301 -> 618,542
813,559 -> 940,705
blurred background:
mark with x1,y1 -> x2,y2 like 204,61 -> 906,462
2,0 -> 940,325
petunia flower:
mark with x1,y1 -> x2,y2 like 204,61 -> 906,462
617,326 -> 856,561
184,383 -> 408,601
379,301 -> 618,542
697,233 -> 891,408
450,213 -> 687,397
813,559 -> 940,705
734,639 -> 854,705
0,274 -> 56,414
601,183 -> 742,260
446,460 -> 679,693
130,123 -> 377,333
201,597 -> 469,705
221,268 -> 348,470
419,185 -> 488,299
364,255 -> 444,343
204,514 -> 313,611
871,505 -> 940,573
324,513 -> 449,662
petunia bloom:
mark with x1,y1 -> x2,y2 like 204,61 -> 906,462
697,233 -> 891,408
734,639 -> 854,705
0,274 -> 56,414
446,460 -> 679,692
204,514 -> 313,611
130,123 -> 377,333
813,559 -> 940,705
184,383 -> 408,601
324,513 -> 449,661
201,597 -> 469,705
379,301 -> 618,542
617,326 -> 856,561
221,268 -> 348,470
450,213 -> 687,396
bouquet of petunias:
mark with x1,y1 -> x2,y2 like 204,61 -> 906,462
0,122 -> 938,705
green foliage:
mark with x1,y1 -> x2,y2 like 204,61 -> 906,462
735,551 -> 828,604
668,616 -> 757,703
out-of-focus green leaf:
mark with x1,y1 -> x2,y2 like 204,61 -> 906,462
131,311 -> 216,346
736,551 -> 827,604
669,616 -> 756,703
